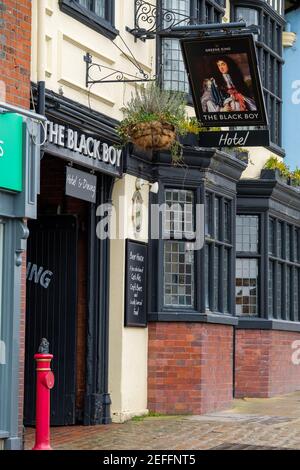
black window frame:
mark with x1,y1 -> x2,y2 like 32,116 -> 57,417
235,208 -> 300,323
267,216 -> 300,322
148,178 -> 235,319
205,192 -> 234,315
231,0 -> 285,152
59,0 -> 118,40
235,213 -> 261,318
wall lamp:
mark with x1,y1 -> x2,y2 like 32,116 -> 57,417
135,178 -> 159,194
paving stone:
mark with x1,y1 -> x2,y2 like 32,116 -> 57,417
25,391 -> 300,450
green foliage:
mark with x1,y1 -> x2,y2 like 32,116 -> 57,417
263,156 -> 300,186
117,83 -> 202,163
264,155 -> 290,178
292,167 -> 300,186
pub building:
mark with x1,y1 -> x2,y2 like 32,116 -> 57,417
20,0 -> 300,436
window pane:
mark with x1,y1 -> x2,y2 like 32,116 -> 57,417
205,193 -> 213,237
205,243 -> 211,309
164,189 -> 194,238
214,246 -> 220,312
269,260 -> 274,318
269,218 -> 275,255
286,266 -> 291,320
214,197 -> 221,241
236,258 -> 259,316
277,222 -> 284,259
164,241 -> 194,307
295,228 -> 300,263
224,201 -> 231,243
223,248 -> 230,313
236,215 -> 259,253
94,0 -> 106,18
78,0 -> 93,10
294,268 -> 299,322
287,225 -> 293,261
162,1 -> 190,93
235,7 -> 259,26
276,263 -> 283,318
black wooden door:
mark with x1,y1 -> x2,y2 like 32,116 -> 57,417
24,215 -> 78,426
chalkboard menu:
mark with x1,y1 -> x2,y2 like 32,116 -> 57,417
125,239 -> 148,327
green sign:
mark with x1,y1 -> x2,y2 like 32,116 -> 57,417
0,113 -> 23,192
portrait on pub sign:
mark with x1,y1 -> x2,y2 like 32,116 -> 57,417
180,35 -> 268,127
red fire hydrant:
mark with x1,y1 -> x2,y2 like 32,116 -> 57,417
32,338 -> 55,451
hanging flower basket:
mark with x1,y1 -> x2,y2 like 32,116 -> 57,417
128,120 -> 176,151
117,83 -> 202,163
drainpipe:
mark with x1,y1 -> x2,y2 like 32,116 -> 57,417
37,0 -> 46,84
36,1 -> 46,149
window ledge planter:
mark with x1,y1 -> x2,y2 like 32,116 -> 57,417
260,168 -> 291,187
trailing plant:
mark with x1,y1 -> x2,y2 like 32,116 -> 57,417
263,156 -> 300,186
116,83 -> 202,163
291,167 -> 300,186
263,155 -> 290,178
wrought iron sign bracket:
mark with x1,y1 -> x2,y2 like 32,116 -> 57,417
126,1 -> 259,40
84,52 -> 154,87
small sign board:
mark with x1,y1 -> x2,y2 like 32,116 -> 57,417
198,129 -> 270,147
125,239 -> 148,327
180,34 -> 268,128
0,113 -> 23,192
65,166 -> 97,203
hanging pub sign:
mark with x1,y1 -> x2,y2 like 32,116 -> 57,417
180,35 -> 268,128
125,240 -> 147,327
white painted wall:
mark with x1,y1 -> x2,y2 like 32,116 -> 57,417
31,0 -> 156,121
109,174 -> 149,422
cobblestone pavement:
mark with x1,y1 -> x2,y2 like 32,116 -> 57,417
25,392 -> 300,450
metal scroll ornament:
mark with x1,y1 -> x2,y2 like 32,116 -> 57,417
129,0 -> 194,40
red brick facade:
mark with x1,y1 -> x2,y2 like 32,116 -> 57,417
0,0 -> 32,443
0,0 -> 31,109
148,322 -> 234,415
235,330 -> 300,398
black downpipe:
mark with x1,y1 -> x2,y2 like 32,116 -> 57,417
37,81 -> 46,158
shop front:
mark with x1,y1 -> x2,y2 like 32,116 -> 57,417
0,111 -> 40,449
24,91 -> 122,426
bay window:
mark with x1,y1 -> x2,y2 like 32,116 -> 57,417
268,218 -> 300,321
152,185 -> 234,316
232,0 -> 285,149
161,0 -> 225,93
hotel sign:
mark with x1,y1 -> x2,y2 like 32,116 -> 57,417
45,120 -> 123,177
198,129 -> 270,147
0,113 -> 23,192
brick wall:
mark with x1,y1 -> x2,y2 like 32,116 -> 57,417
0,0 -> 31,108
148,323 -> 234,415
235,330 -> 300,398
